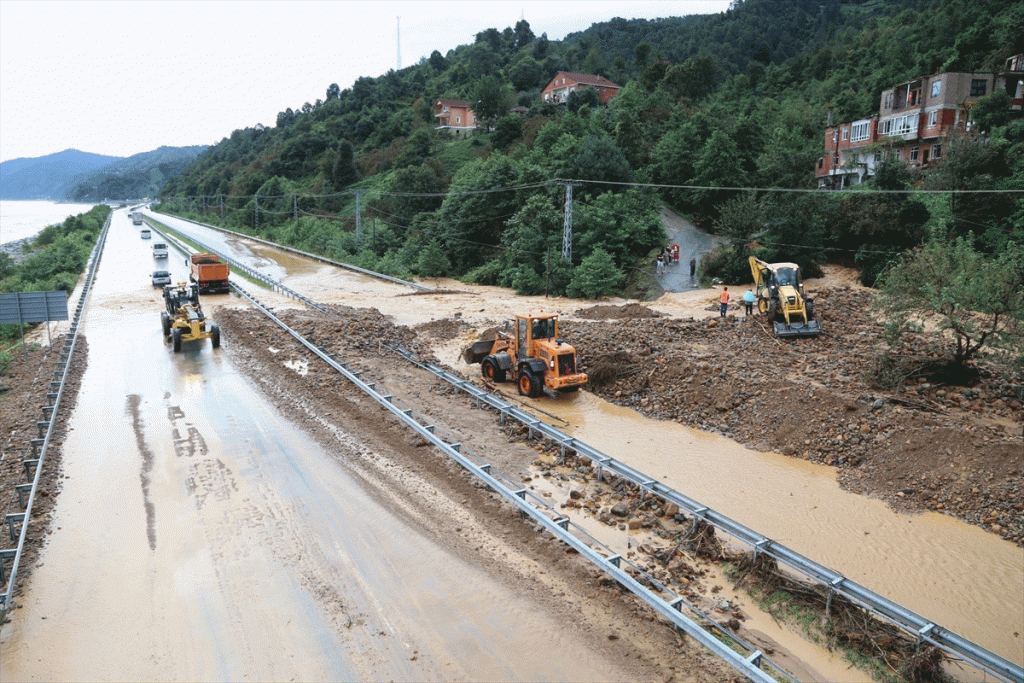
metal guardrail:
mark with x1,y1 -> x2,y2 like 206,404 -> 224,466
145,221 -> 330,313
147,210 -> 433,291
228,281 -> 786,683
0,213 -> 113,621
141,214 -> 1022,683
384,345 -> 1024,683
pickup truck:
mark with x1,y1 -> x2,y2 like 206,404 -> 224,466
187,253 -> 230,294
152,242 -> 168,258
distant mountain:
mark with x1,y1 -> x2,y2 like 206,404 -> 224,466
68,145 -> 208,202
0,149 -> 119,200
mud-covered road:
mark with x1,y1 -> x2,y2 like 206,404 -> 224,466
1,208 -> 1022,681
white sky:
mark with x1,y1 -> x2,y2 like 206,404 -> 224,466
0,0 -> 729,163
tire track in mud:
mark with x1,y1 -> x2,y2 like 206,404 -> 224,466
126,394 -> 157,551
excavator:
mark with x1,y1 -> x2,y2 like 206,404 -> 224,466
463,313 -> 587,398
749,256 -> 821,338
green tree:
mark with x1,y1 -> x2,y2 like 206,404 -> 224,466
417,238 -> 452,277
492,115 -> 524,152
566,247 -> 622,299
876,233 -> 1024,371
513,19 -> 535,49
687,129 -> 746,215
472,75 -> 511,126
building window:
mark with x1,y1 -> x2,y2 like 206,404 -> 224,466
933,144 -> 942,159
910,147 -> 919,161
841,126 -> 848,140
970,79 -> 987,96
456,117 -> 460,124
884,92 -> 893,109
928,110 -> 938,126
850,122 -> 870,142
931,80 -> 941,97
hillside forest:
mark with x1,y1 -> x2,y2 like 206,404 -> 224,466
156,0 -> 1023,309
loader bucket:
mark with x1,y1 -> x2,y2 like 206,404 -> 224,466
463,339 -> 496,365
774,320 -> 822,338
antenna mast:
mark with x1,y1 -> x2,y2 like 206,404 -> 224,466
396,16 -> 401,70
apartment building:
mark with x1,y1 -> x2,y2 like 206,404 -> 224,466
816,55 -> 1023,189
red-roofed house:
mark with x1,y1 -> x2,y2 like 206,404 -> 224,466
433,98 -> 477,130
541,72 -> 621,105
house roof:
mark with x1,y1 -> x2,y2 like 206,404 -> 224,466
434,98 -> 472,108
548,72 -> 621,89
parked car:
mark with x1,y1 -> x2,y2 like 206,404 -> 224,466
140,228 -> 152,239
151,270 -> 172,287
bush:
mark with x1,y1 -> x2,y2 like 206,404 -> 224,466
566,248 -> 622,299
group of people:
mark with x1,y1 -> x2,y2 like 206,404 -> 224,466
718,286 -> 758,318
655,244 -> 680,275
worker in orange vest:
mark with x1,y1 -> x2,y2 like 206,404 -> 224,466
719,287 -> 729,318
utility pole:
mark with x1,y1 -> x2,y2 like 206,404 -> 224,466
353,189 -> 365,247
293,195 -> 298,221
220,194 -> 224,219
560,181 -> 580,264
254,195 -> 259,231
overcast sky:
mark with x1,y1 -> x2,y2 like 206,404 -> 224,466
0,0 -> 729,163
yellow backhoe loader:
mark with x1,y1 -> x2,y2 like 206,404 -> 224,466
749,256 -> 821,338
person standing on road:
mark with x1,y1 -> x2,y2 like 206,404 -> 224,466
690,257 -> 697,279
719,287 -> 729,318
743,288 -> 755,316
656,250 -> 665,275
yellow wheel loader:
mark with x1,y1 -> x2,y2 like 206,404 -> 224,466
161,282 -> 220,352
749,256 -> 821,338
463,313 -> 587,398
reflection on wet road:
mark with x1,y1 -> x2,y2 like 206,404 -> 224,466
0,210 -> 635,682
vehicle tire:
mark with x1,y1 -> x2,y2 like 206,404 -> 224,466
172,328 -> 182,353
518,370 -> 542,398
805,300 -> 815,320
210,324 -> 220,349
161,311 -> 171,337
481,358 -> 505,383
766,300 -> 777,321
758,298 -> 771,315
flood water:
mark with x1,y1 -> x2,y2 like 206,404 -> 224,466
142,212 -> 1024,675
0,209 -> 644,682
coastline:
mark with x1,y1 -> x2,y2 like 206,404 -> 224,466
1,237 -> 34,264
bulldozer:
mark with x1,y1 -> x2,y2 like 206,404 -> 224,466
463,313 -> 587,398
161,282 -> 220,352
748,256 -> 821,338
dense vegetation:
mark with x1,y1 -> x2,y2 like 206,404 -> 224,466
0,204 -> 111,353
70,146 -> 208,202
157,0 -> 1023,302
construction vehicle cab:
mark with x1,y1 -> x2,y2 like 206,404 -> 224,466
749,256 -> 821,338
463,313 -> 587,398
161,282 -> 220,352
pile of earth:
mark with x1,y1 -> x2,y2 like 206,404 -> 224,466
575,303 -> 662,320
557,287 -> 1023,546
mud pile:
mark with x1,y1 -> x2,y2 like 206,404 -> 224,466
559,287 -> 1023,545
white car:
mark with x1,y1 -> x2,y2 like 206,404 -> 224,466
152,242 -> 168,258
151,270 -> 172,287
140,228 -> 152,239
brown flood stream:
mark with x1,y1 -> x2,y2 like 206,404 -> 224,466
161,216 -> 1024,674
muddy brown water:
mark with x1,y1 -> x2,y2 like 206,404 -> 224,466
0,211 -> 643,681
88,213 -> 1024,676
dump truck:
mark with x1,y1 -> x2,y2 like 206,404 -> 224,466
161,282 -> 220,352
187,253 -> 230,294
749,256 -> 821,337
463,313 -> 587,398
132,211 -> 144,225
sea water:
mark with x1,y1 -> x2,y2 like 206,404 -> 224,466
0,199 -> 100,245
